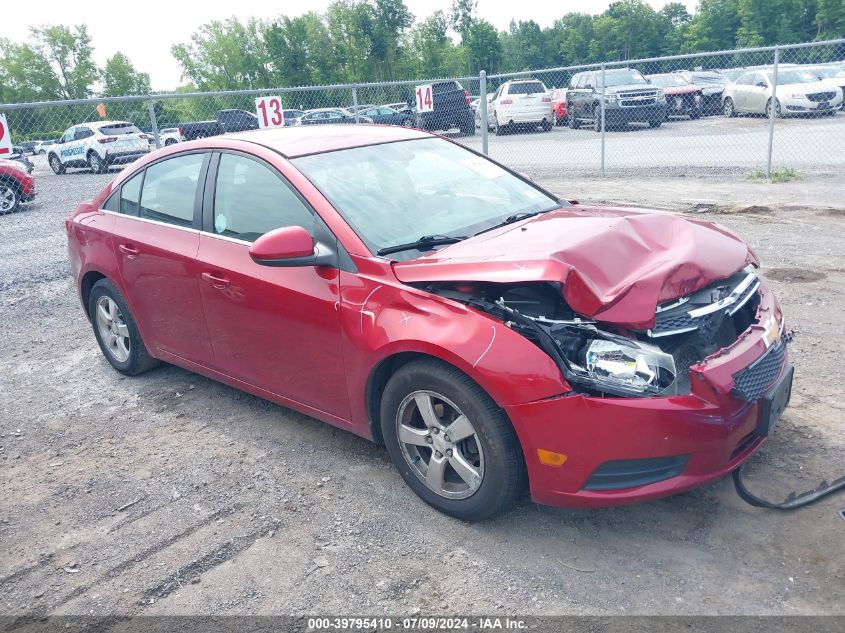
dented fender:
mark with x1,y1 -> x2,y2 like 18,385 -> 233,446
338,269 -> 571,435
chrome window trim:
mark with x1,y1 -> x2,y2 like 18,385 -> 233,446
99,208 -> 201,234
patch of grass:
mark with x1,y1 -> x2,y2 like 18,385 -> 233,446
748,167 -> 799,183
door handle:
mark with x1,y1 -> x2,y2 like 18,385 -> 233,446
201,272 -> 231,289
118,244 -> 139,258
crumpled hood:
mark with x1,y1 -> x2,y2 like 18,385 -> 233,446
392,206 -> 757,329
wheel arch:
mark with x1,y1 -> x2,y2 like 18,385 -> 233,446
80,270 -> 108,320
0,174 -> 23,195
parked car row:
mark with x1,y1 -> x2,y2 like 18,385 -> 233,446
481,61 -> 844,134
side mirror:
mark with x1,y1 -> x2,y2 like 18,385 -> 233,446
250,225 -> 340,268
756,82 -> 767,88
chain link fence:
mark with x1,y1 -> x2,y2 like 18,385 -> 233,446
1,39 -> 843,183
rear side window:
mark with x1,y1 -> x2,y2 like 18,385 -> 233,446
213,154 -> 314,242
139,153 -> 204,227
508,82 -> 545,95
98,123 -> 141,136
74,127 -> 94,140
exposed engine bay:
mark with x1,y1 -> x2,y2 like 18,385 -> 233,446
421,267 -> 762,398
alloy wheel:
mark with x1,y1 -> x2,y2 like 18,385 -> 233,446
95,295 -> 131,363
0,186 -> 18,214
396,390 -> 484,500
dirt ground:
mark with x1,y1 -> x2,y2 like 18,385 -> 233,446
0,170 -> 843,618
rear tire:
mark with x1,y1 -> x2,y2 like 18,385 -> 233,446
48,154 -> 65,175
493,114 -> 505,136
87,151 -> 107,174
380,358 -> 524,521
165,138 -> 177,146
88,279 -> 160,376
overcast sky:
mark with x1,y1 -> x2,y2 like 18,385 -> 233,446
3,0 -> 699,90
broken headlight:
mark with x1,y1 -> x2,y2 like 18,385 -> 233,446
547,324 -> 678,396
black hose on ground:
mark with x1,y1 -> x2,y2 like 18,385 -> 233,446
732,461 -> 845,509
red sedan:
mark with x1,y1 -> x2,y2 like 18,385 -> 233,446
66,125 -> 792,521
0,158 -> 36,214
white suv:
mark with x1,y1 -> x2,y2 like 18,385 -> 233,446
48,121 -> 150,175
486,79 -> 554,135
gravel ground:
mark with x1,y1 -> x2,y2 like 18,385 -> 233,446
0,159 -> 843,619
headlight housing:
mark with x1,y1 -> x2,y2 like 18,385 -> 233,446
656,89 -> 666,101
604,93 -> 618,104
545,322 -> 678,397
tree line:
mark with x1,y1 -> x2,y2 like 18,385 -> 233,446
1,0 -> 844,104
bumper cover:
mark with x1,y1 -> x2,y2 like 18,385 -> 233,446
505,280 -> 790,508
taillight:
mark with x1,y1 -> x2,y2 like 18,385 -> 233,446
542,96 -> 551,102
178,127 -> 183,136
98,137 -> 118,144
464,90 -> 470,105
501,98 -> 513,105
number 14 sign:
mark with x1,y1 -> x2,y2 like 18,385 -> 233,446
255,96 -> 285,129
415,84 -> 434,113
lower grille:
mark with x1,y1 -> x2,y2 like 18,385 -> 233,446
583,455 -> 689,491
732,340 -> 787,401
806,91 -> 836,102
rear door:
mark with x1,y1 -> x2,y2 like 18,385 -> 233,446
109,152 -> 215,365
195,151 -> 348,418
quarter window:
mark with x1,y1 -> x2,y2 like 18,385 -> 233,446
213,154 -> 314,242
120,171 -> 144,215
139,153 -> 204,227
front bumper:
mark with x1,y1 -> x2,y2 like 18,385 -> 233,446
782,94 -> 843,114
604,103 -> 668,124
505,280 -> 790,508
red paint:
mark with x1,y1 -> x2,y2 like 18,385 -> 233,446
66,126 -> 788,509
250,225 -> 314,261
0,158 -> 36,197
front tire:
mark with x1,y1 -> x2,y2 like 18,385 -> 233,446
723,97 -> 736,118
766,98 -> 781,118
88,279 -> 159,376
380,359 -> 524,521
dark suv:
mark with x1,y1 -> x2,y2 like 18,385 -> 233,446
218,109 -> 259,133
415,80 -> 475,136
567,68 -> 668,131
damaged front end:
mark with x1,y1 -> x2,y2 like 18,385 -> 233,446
421,266 -> 765,399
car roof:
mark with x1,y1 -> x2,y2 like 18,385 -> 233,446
227,124 -> 432,158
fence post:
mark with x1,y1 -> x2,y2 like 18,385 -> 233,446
352,85 -> 360,124
146,99 -> 161,149
766,47 -> 780,178
479,70 -> 488,156
600,63 -> 606,177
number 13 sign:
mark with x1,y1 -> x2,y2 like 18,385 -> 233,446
255,96 -> 285,129
415,84 -> 434,113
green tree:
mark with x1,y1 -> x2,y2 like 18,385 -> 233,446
465,20 -> 501,73
101,52 -> 151,97
172,18 -> 269,90
30,24 -> 98,99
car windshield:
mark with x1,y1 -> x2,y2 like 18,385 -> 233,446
294,138 -> 562,259
508,82 -> 545,94
808,66 -> 845,79
648,75 -> 688,87
97,123 -> 141,135
603,70 -> 648,87
767,70 -> 820,85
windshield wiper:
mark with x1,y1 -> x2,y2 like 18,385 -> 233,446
474,208 -> 556,237
377,234 -> 467,257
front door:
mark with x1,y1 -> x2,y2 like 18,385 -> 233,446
195,152 -> 349,419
